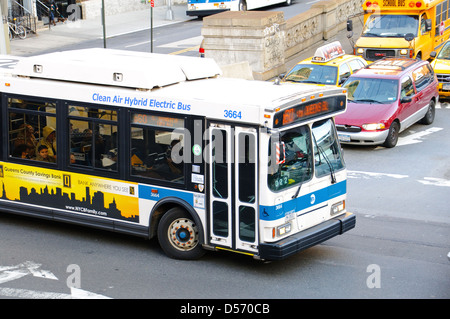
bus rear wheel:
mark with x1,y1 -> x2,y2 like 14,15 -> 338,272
157,207 -> 205,260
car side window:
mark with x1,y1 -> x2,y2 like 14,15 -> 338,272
348,59 -> 365,73
400,76 -> 415,99
338,63 -> 351,85
412,65 -> 432,92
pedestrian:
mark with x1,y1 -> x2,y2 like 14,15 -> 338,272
49,0 -> 58,26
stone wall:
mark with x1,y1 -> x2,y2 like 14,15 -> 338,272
79,0 -> 164,19
201,0 -> 364,80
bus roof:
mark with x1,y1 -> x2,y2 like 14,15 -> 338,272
2,48 -> 223,90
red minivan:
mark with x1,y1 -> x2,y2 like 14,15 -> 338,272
335,58 -> 439,148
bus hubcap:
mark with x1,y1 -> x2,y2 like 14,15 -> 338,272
168,218 -> 198,251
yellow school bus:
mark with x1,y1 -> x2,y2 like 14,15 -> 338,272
350,0 -> 450,61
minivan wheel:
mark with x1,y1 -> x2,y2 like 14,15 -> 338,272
420,100 -> 435,125
383,121 -> 399,148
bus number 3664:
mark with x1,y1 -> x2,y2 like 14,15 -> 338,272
224,110 -> 242,119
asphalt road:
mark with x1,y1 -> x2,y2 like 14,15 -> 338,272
0,2 -> 449,302
0,104 -> 449,301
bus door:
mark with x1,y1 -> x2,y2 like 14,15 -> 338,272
208,123 -> 259,254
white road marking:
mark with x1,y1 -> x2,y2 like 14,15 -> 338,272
0,261 -> 111,299
125,40 -> 151,48
0,261 -> 57,284
71,287 -> 111,299
396,127 -> 443,146
348,170 -> 408,179
417,177 -> 450,187
348,171 -> 450,187
158,35 -> 203,48
0,287 -> 72,299
0,287 -> 111,299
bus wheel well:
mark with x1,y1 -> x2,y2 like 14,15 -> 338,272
155,205 -> 206,259
148,200 -> 204,245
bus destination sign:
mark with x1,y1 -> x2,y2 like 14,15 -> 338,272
273,95 -> 346,128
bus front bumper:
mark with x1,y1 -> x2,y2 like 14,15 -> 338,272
258,212 -> 356,261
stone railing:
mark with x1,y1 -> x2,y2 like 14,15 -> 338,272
201,0 -> 364,80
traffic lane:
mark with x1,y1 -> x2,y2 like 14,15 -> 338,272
343,105 -> 450,223
1,210 -> 449,299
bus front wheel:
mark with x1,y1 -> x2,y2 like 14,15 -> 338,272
157,207 -> 205,260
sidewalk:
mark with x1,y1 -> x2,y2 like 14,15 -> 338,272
9,5 -> 191,56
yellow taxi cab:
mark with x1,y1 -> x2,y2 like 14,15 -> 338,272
282,41 -> 368,86
430,39 -> 450,99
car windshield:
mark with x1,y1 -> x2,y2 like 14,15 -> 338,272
362,15 -> 418,38
344,77 -> 399,104
437,42 -> 450,60
283,64 -> 338,85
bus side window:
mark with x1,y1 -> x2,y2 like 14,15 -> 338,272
130,114 -> 185,183
68,105 -> 118,170
7,97 -> 56,162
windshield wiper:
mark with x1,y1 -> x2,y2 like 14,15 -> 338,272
353,98 -> 383,103
362,32 -> 381,37
302,80 -> 323,84
284,78 -> 303,83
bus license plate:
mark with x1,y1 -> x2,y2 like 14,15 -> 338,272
338,134 -> 351,142
443,83 -> 450,90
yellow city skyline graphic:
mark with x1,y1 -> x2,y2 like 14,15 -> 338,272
0,162 -> 139,222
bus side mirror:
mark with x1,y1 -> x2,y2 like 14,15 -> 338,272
347,20 -> 353,32
425,19 -> 432,32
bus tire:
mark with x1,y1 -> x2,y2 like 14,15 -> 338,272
157,207 -> 205,260
383,121 -> 399,148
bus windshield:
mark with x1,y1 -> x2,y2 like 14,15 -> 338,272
268,119 -> 344,191
362,15 -> 419,38
283,64 -> 338,85
312,119 -> 344,179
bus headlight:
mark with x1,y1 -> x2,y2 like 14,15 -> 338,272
356,48 -> 364,54
362,123 -> 385,131
331,200 -> 345,216
400,49 -> 408,55
277,223 -> 292,236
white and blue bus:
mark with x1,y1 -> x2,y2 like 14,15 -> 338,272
0,49 -> 354,260
187,0 -> 292,17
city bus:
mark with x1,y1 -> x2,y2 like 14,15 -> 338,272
186,0 -> 292,17
349,0 -> 450,61
0,49 -> 355,261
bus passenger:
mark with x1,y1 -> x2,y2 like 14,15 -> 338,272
14,124 -> 38,157
36,145 -> 56,163
12,143 -> 32,159
36,126 -> 57,158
